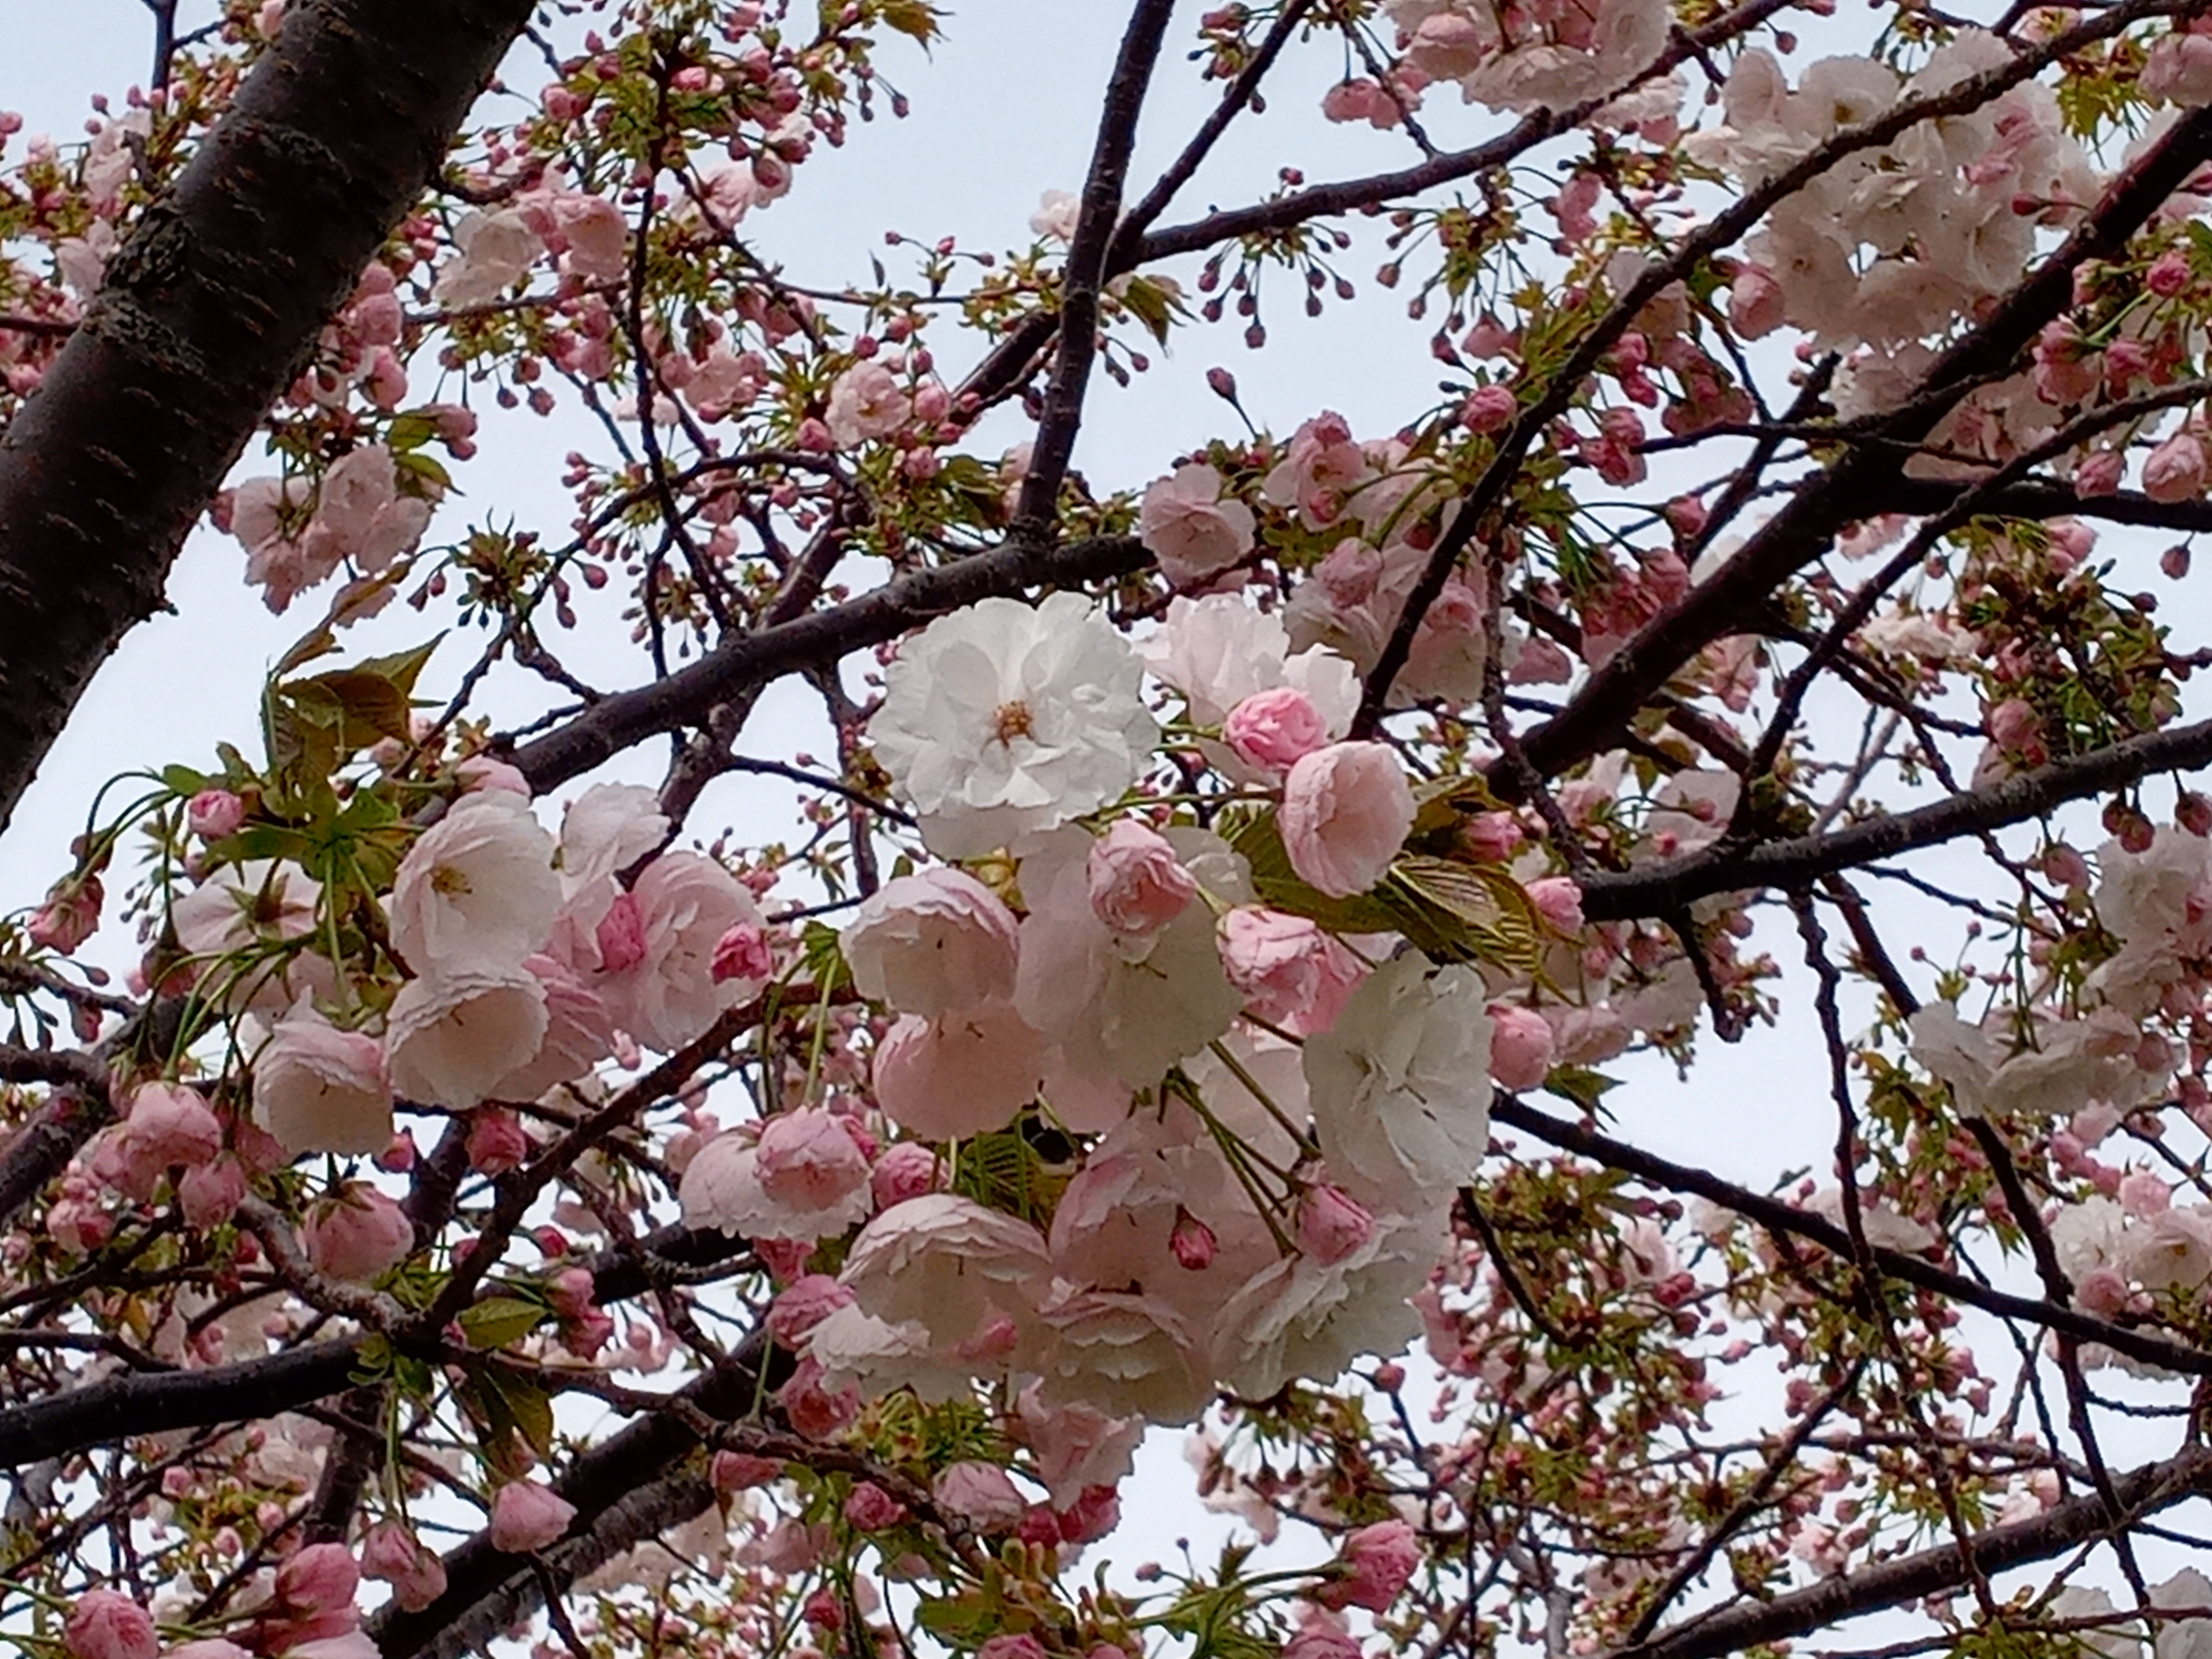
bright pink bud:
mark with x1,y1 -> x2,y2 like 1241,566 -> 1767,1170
712,920 -> 774,984
466,1108 -> 529,1174
2148,248 -> 2193,297
1223,687 -> 1330,773
767,1273 -> 855,1346
28,874 -> 102,953
1327,1518 -> 1420,1612
2074,448 -> 2124,495
870,1140 -> 941,1208
1168,1208 -> 1218,1270
1297,1184 -> 1375,1265
712,1451 -> 785,1491
1460,811 -> 1523,862
2164,544 -> 2193,580
187,789 -> 247,839
178,1156 -> 248,1230
1459,384 -> 1516,433
2181,793 -> 2212,837
843,1481 -> 908,1531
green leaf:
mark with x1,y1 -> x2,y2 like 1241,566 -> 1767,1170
161,764 -> 210,796
1544,1064 -> 1620,1114
877,0 -> 942,44
463,1361 -> 557,1470
801,919 -> 852,992
915,1592 -> 1014,1644
459,1296 -> 547,1351
350,636 -> 443,701
292,668 -> 413,747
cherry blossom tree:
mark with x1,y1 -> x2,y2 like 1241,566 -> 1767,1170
5,4 -> 2212,1659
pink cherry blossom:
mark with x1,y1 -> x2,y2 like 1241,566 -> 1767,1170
2143,432 -> 2208,503
64,1592 -> 158,1659
1297,1184 -> 1376,1266
1487,1003 -> 1555,1091
361,1523 -> 448,1614
303,1183 -> 413,1282
1218,907 -> 1367,1035
872,1002 -> 1049,1140
187,788 -> 246,839
842,867 -> 1020,1019
254,1007 -> 394,1157
489,1480 -> 576,1552
1222,687 -> 1330,774
1087,821 -> 1196,941
1325,1518 -> 1421,1612
1138,463 -> 1256,588
757,1110 -> 872,1210
1279,742 -> 1415,899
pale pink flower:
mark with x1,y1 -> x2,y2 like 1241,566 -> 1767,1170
1262,411 -> 1367,530
839,1193 -> 1052,1370
484,953 -> 618,1104
680,1131 -> 871,1243
384,964 -> 549,1109
28,876 -> 101,953
1087,821 -> 1196,941
456,757 -> 530,797
1139,463 -> 1257,588
871,1002 -> 1049,1140
1029,189 -> 1080,240
556,783 -> 668,892
869,593 -> 1157,859
63,1592 -> 158,1659
823,360 -> 911,448
116,1082 -> 223,1197
841,868 -> 1020,1019
389,795 -> 560,976
1015,1380 -> 1144,1507
1218,907 -> 1365,1034
275,1543 -> 360,1617
253,1007 -> 394,1157
1029,1283 -> 1213,1423
552,192 -> 627,282
1304,953 -> 1493,1216
1297,1183 -> 1375,1266
310,444 -> 432,573
1279,742 -> 1415,899
590,853 -> 766,1052
757,1110 -> 872,1211
433,207 -> 543,308
490,1481 -> 575,1552
1325,1518 -> 1420,1612
1487,1003 -> 1555,1091
1223,687 -> 1330,774
303,1183 -> 413,1282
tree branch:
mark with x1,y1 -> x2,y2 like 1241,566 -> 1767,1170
0,0 -> 535,830
1575,712 -> 2212,921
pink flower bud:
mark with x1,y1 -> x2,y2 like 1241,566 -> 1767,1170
1986,697 -> 2041,751
766,1273 -> 856,1346
2181,793 -> 2212,837
2164,544 -> 2193,580
843,1481 -> 908,1531
64,1592 -> 158,1659
1487,1003 -> 1555,1091
2148,248 -> 2193,297
456,757 -> 531,797
1525,876 -> 1584,933
1168,1208 -> 1217,1270
490,1480 -> 576,1552
178,1156 -> 248,1230
119,1082 -> 224,1195
361,1523 -> 447,1614
1223,687 -> 1330,774
303,1184 -> 414,1283
979,1638 -> 1050,1659
1281,742 -> 1415,899
1297,1184 -> 1375,1265
465,1108 -> 529,1174
187,789 -> 247,839
1087,820 -> 1196,938
2143,432 -> 2209,504
1459,384 -> 1516,433
1460,811 -> 1523,862
2075,1265 -> 2131,1314
2074,448 -> 2124,495
870,1140 -> 942,1208
276,1543 -> 361,1616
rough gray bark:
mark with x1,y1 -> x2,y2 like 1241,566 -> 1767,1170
0,0 -> 535,830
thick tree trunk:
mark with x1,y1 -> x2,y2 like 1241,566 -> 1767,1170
0,0 -> 535,830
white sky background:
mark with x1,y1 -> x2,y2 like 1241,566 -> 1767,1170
0,0 -> 2205,1636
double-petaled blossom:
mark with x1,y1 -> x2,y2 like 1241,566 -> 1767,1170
868,594 -> 1158,859
254,1006 -> 395,1157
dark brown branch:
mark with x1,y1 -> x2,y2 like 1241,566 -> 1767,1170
1576,711 -> 2212,921
1488,1096 -> 2212,1376
0,0 -> 535,829
1614,1447 -> 2212,1659
1012,0 -> 1177,533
